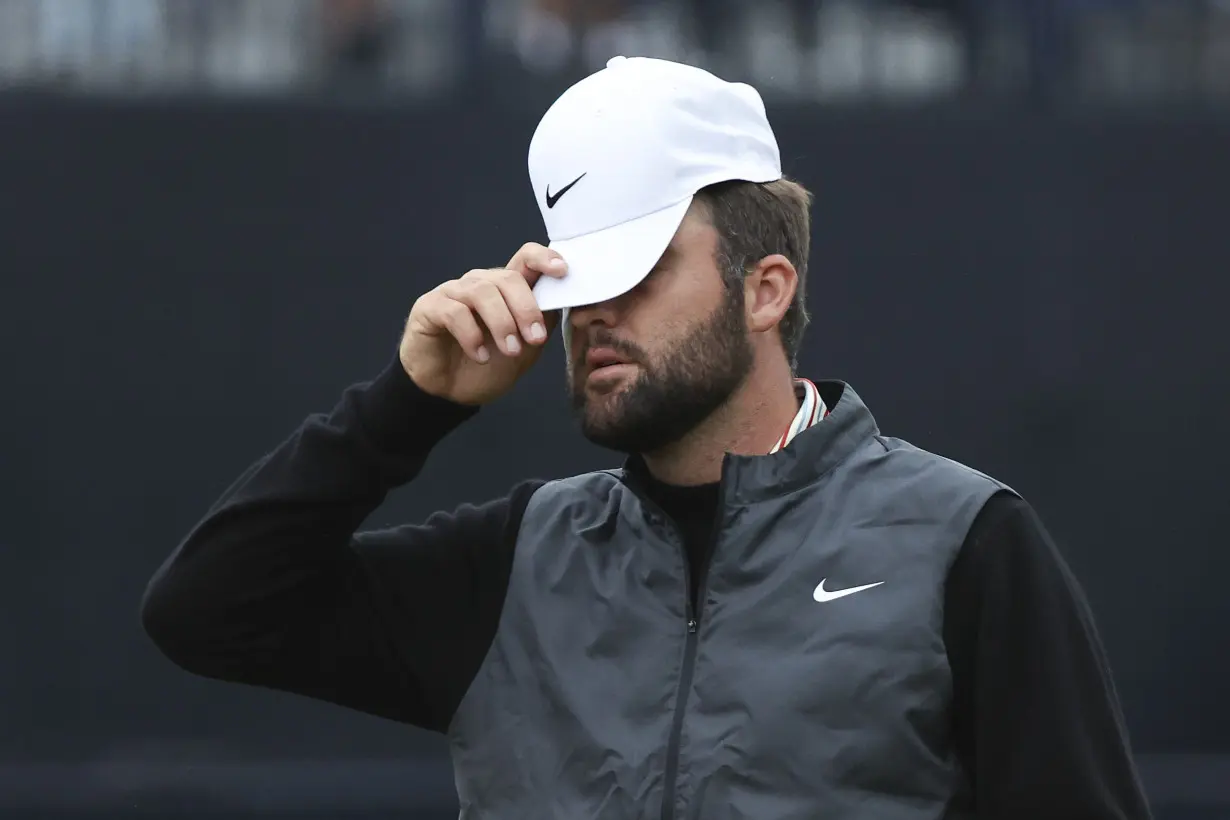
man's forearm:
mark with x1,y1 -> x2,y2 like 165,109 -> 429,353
139,356 -> 481,723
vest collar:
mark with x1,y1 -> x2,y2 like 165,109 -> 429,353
724,381 -> 879,504
619,381 -> 880,505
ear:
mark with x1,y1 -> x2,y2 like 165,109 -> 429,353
743,254 -> 798,335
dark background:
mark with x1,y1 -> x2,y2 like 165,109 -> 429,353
2,92 -> 1229,819
3,1 -> 1230,817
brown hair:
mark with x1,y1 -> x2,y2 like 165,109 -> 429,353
693,177 -> 814,371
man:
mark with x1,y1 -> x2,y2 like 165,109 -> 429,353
142,57 -> 1151,819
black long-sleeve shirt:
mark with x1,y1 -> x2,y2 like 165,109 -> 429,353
141,358 -> 1153,818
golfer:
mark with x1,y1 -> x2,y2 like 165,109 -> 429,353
143,56 -> 1152,819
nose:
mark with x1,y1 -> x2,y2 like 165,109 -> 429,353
567,295 -> 622,334
565,297 -> 623,365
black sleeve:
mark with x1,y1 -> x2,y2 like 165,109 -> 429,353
944,491 -> 1153,819
140,355 -> 545,733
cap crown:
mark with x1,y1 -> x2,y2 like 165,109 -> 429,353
528,56 -> 783,243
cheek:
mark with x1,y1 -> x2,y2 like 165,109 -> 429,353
633,320 -> 689,371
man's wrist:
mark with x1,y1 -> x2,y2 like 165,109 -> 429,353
357,353 -> 480,456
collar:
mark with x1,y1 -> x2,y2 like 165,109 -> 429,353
723,380 -> 878,504
619,380 -> 879,504
770,378 -> 829,454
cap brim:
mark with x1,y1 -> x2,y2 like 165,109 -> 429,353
532,196 -> 693,312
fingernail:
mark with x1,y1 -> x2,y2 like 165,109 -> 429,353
476,346 -> 490,363
549,257 -> 567,269
505,334 -> 521,355
529,322 -> 546,341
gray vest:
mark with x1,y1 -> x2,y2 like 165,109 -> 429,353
448,383 -> 1010,819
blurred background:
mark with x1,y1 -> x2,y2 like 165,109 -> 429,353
2,0 -> 1230,101
1,0 -> 1229,818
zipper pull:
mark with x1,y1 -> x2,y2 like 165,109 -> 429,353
687,618 -> 698,634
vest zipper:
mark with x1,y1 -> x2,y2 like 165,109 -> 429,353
660,609 -> 700,820
658,462 -> 729,820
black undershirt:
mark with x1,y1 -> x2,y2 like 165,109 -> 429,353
639,476 -> 721,613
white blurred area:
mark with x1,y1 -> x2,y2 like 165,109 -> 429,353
0,0 -> 1227,102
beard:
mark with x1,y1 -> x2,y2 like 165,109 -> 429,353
567,287 -> 754,455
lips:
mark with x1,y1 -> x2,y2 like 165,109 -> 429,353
585,348 -> 632,370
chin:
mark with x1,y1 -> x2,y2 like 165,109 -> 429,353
573,371 -> 627,403
580,400 -> 621,432
579,421 -> 637,453
577,395 -> 636,438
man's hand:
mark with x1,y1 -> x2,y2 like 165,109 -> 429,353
400,243 -> 567,406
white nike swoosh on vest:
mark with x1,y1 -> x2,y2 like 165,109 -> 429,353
812,579 -> 885,603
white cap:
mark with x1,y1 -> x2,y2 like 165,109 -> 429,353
528,56 -> 782,312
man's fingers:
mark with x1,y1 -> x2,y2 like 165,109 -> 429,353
417,254 -> 563,366
432,296 -> 490,364
507,242 -> 568,285
443,276 -> 523,357
451,268 -> 554,350
488,269 -> 551,346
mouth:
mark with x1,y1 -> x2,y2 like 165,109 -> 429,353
585,347 -> 633,371
582,347 -> 638,388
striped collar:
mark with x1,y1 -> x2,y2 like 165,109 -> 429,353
769,378 -> 828,454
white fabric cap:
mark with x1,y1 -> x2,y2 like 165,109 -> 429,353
528,56 -> 782,312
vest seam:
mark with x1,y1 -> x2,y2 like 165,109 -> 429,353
443,479 -> 557,738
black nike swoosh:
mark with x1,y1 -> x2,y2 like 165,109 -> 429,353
545,173 -> 586,209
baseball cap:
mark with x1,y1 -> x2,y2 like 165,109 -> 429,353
528,56 -> 782,313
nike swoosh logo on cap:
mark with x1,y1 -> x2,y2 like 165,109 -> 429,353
546,172 -> 586,209
813,579 -> 885,603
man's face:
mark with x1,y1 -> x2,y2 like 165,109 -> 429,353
565,210 -> 754,455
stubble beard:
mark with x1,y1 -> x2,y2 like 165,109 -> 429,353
568,289 -> 754,455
